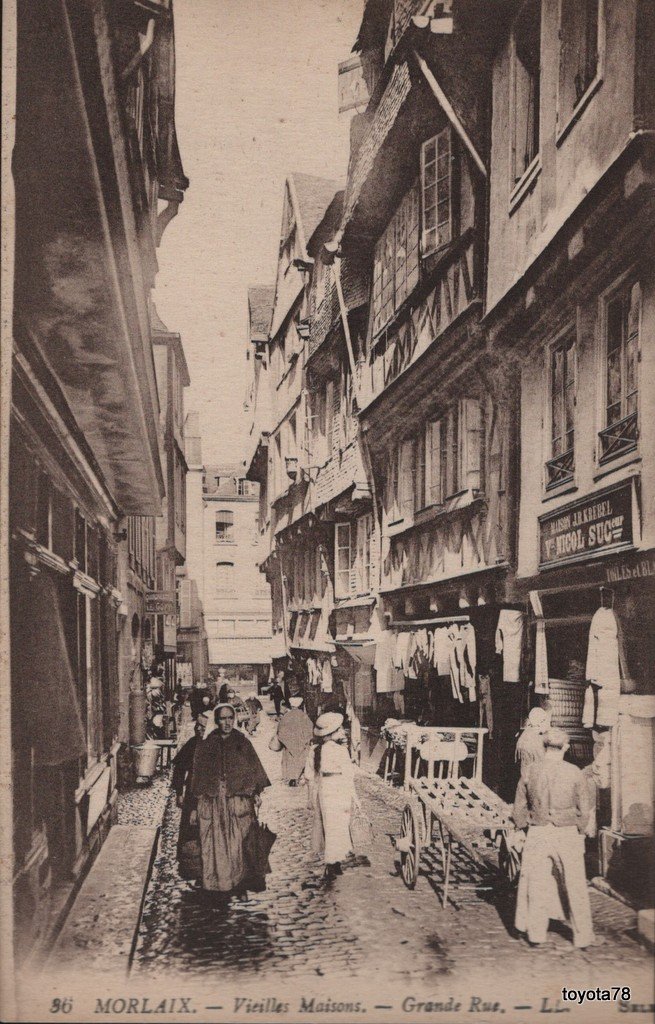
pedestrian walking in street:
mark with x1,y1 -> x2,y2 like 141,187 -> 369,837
274,695 -> 313,786
308,712 -> 362,882
192,703 -> 271,897
512,727 -> 597,949
218,682 -> 250,729
515,706 -> 550,779
171,713 -> 207,879
269,671 -> 286,717
190,679 -> 214,720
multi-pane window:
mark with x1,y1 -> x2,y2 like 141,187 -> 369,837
386,401 -> 484,523
512,0 -> 541,184
335,516 -> 373,598
237,478 -> 252,496
215,510 -> 234,544
558,0 -> 600,126
600,282 -> 640,463
372,183 -> 419,335
216,561 -> 235,596
553,347 -> 576,450
335,522 -> 354,598
547,335 -> 576,487
421,128 -> 452,255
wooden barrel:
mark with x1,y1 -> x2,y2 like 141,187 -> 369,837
548,678 -> 587,729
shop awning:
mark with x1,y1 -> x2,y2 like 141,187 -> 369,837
335,637 -> 376,666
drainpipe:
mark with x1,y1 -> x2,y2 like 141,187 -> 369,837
121,18 -> 155,81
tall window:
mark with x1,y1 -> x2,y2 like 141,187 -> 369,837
216,561 -> 235,596
335,522 -> 354,598
547,334 -> 576,488
600,281 -> 640,463
512,0 -> 541,184
558,0 -> 601,127
387,400 -> 484,522
372,184 -> 419,335
215,510 -> 234,544
421,127 -> 452,255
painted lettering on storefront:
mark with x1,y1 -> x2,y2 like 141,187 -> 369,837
539,483 -> 633,567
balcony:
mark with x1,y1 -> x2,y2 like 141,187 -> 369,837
599,412 -> 638,465
545,449 -> 574,490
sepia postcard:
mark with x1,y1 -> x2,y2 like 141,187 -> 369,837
1,1 -> 654,1022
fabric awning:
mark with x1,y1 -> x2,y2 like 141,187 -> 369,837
335,637 -> 376,666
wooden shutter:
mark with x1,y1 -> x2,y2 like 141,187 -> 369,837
400,439 -> 415,519
460,399 -> 484,492
426,419 -> 442,505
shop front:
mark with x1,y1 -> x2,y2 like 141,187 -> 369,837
371,567 -> 533,800
516,481 -> 655,902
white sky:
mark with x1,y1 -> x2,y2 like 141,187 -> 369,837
155,0 -> 363,466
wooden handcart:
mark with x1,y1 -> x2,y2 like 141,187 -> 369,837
395,727 -> 514,907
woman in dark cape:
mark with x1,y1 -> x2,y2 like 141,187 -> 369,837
171,714 -> 207,873
192,703 -> 271,894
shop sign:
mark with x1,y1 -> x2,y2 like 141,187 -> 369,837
145,591 -> 176,616
539,482 -> 633,568
606,553 -> 655,583
163,613 -> 177,651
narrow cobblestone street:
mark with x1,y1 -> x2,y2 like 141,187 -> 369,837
132,720 -> 653,998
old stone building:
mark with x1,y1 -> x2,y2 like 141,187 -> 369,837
7,0 -> 187,963
245,0 -> 655,897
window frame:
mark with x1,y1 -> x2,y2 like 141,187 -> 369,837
420,127 -> 453,258
215,509 -> 235,545
372,181 -> 420,337
215,560 -> 236,596
597,274 -> 641,469
556,0 -> 605,146
335,522 -> 354,599
544,327 -> 577,493
509,0 -> 542,209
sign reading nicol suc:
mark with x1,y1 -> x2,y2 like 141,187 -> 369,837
539,482 -> 634,568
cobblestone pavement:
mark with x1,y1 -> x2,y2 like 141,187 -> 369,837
132,720 -> 652,993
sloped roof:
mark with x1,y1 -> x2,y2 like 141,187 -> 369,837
290,172 -> 343,251
247,285 -> 275,342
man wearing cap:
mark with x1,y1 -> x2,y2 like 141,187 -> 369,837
513,727 -> 596,948
310,712 -> 362,881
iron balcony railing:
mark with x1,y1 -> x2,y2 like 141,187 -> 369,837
598,411 -> 638,464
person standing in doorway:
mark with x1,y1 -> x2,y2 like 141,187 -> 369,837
513,728 -> 597,949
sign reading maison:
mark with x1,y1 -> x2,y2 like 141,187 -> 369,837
539,482 -> 633,567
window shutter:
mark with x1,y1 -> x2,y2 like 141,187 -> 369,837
426,419 -> 442,505
460,399 -> 484,492
400,439 -> 415,518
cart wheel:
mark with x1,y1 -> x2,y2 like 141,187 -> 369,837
400,804 -> 422,889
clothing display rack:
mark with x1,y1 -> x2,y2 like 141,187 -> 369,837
389,615 -> 470,630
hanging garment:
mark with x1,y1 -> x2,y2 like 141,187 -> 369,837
393,690 -> 405,714
495,610 -> 524,683
394,631 -> 411,671
460,623 -> 477,701
321,659 -> 334,694
405,632 -> 418,680
534,618 -> 549,695
585,608 -> 622,727
447,626 -> 464,703
432,627 -> 451,675
478,674 -> 493,738
374,631 -> 396,693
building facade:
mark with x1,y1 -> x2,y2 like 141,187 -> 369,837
245,0 -> 655,895
486,0 -> 655,898
8,0 -> 187,963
